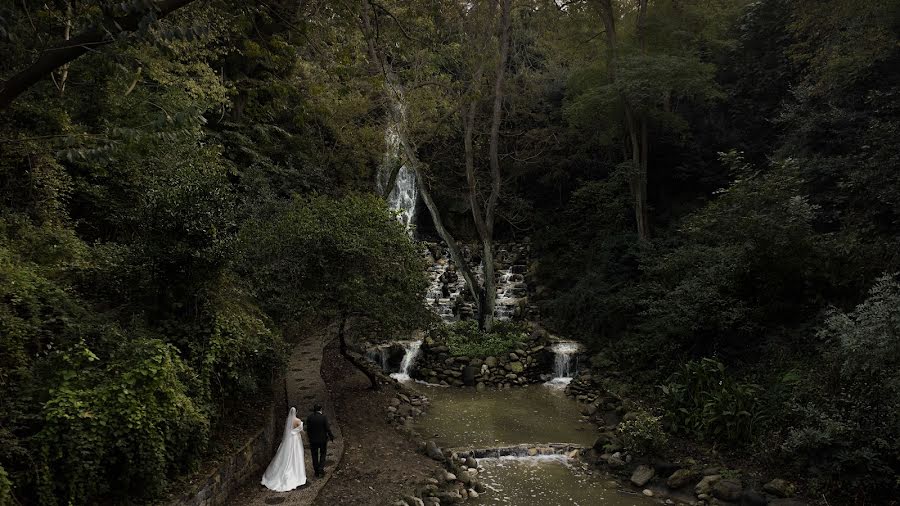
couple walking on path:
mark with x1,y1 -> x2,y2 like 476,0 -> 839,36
261,403 -> 336,492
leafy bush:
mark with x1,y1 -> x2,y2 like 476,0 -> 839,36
0,465 -> 11,506
37,337 -> 209,503
779,274 -> 900,499
616,411 -> 668,455
659,358 -> 764,444
429,320 -> 528,357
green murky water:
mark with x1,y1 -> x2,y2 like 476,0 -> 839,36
414,384 -> 596,448
471,456 -> 656,506
412,384 -> 657,505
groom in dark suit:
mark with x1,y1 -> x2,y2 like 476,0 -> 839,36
305,403 -> 335,477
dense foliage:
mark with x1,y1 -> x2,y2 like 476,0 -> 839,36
528,0 -> 900,500
2,0 -> 898,502
428,320 -> 528,358
0,1 -> 418,503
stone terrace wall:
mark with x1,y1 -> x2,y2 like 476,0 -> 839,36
167,381 -> 286,506
411,329 -> 556,388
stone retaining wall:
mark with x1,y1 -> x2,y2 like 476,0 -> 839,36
167,379 -> 286,506
454,444 -> 584,459
412,335 -> 553,388
411,326 -> 586,388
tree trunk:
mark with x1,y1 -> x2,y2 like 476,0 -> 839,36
337,313 -> 380,390
57,1 -> 73,97
0,0 -> 198,109
598,0 -> 650,243
403,145 -> 481,305
463,0 -> 512,332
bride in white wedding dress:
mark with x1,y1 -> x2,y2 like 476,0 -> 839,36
261,407 -> 308,491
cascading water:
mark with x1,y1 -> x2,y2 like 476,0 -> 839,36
389,340 -> 422,382
544,342 -> 581,389
378,109 -> 418,234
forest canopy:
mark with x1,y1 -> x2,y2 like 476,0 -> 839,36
1,0 -> 899,504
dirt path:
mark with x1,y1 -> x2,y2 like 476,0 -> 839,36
312,342 -> 443,506
232,328 -> 345,506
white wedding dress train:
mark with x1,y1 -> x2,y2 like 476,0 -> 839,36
261,407 -> 308,491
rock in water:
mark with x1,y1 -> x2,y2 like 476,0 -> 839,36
667,468 -> 699,489
769,500 -> 808,506
631,465 -> 655,487
712,479 -> 743,502
403,495 -> 425,506
425,440 -> 444,461
741,489 -> 767,506
763,478 -> 796,498
695,474 -> 722,496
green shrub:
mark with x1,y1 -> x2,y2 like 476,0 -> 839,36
429,320 -> 527,357
616,411 -> 668,455
0,465 -> 11,506
779,274 -> 900,499
38,337 -> 209,503
659,358 -> 764,444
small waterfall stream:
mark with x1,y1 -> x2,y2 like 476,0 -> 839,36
389,340 -> 422,382
366,346 -> 390,371
544,342 -> 581,389
378,110 -> 418,233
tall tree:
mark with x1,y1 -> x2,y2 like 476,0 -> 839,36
359,0 -> 514,330
0,0 -> 199,109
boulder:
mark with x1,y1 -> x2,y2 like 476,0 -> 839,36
476,382 -> 486,391
509,361 -> 524,373
403,495 -> 425,506
462,365 -> 477,386
434,491 -> 462,504
580,403 -> 598,416
712,479 -> 743,502
763,479 -> 796,498
484,356 -> 498,367
606,454 -> 626,467
741,489 -> 767,506
443,471 -> 457,482
769,500 -> 808,506
653,461 -> 681,478
465,456 -> 477,468
695,475 -> 722,496
425,440 -> 444,461
630,465 -> 656,487
667,469 -> 699,489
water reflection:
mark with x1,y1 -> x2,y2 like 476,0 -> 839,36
471,456 -> 656,506
414,385 -> 595,448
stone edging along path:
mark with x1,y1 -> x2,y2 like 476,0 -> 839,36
231,327 -> 345,506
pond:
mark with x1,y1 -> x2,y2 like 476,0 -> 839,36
413,384 -> 596,449
470,455 -> 655,506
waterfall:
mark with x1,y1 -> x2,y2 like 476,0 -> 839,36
366,346 -> 390,371
390,340 -> 422,382
378,111 -> 417,233
544,342 -> 581,389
